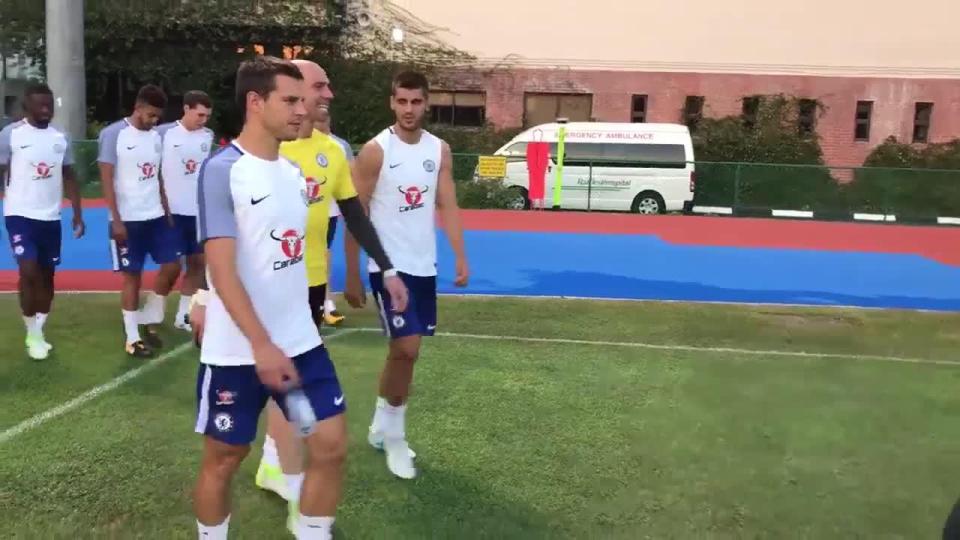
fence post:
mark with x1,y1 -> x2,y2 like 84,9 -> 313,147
733,163 -> 742,210
587,160 -> 593,211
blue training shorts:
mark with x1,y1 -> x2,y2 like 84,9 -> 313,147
171,214 -> 201,257
5,216 -> 61,267
370,271 -> 437,338
109,217 -> 181,273
194,345 -> 346,446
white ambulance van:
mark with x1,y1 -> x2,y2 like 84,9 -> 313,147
484,122 -> 695,213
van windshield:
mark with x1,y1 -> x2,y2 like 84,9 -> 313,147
501,141 -> 687,168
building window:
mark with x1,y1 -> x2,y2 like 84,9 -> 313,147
742,96 -> 760,129
523,93 -> 592,127
429,91 -> 486,127
683,96 -> 705,132
798,99 -> 817,136
854,101 -> 873,141
913,102 -> 933,143
631,95 -> 647,123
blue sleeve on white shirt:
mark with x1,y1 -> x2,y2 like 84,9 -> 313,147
198,147 -> 242,243
62,132 -> 75,167
332,134 -> 354,162
0,123 -> 14,166
155,122 -> 176,141
97,121 -> 123,165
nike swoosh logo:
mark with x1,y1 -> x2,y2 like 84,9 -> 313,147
389,163 -> 402,168
251,195 -> 270,205
173,144 -> 182,148
18,145 -> 31,149
334,395 -> 344,406
126,146 -> 136,150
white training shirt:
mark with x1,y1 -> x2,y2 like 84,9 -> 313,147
97,118 -> 164,222
197,142 -> 322,366
328,134 -> 353,219
157,121 -> 214,217
0,120 -> 74,221
367,127 -> 442,277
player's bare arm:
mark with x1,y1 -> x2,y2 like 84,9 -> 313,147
157,170 -> 174,226
338,159 -> 408,312
436,141 -> 469,287
205,237 -> 300,391
98,161 -> 127,242
63,164 -> 85,238
0,163 -> 7,200
343,140 -> 383,308
189,272 -> 209,347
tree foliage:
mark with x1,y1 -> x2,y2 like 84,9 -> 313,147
864,136 -> 960,169
0,0 -> 473,140
691,95 -> 840,210
692,94 -> 825,164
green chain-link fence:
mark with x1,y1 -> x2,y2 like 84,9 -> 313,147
69,141 -> 960,218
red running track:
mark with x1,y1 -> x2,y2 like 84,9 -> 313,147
461,210 -> 960,266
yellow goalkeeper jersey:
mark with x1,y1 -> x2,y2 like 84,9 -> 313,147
279,129 -> 357,287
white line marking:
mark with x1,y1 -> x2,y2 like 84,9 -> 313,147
347,327 -> 960,368
0,328 -> 358,444
691,205 -> 734,215
771,209 -> 814,218
937,217 -> 960,225
853,213 -> 897,222
6,290 -> 949,315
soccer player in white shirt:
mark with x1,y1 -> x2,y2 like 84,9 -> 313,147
0,83 -> 85,360
146,90 -> 215,333
98,84 -> 181,358
191,56 -> 407,540
345,71 -> 470,480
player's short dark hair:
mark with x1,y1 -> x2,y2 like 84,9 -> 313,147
391,71 -> 429,96
136,84 -> 168,109
24,82 -> 53,99
183,90 -> 212,109
235,55 -> 304,112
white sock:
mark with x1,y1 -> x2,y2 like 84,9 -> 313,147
23,315 -> 37,337
140,292 -> 167,325
297,515 -> 334,540
197,514 -> 230,540
324,298 -> 336,314
35,312 -> 48,334
382,402 -> 407,440
371,396 -> 389,432
122,310 -> 142,345
285,473 -> 304,502
262,435 -> 279,468
176,294 -> 192,321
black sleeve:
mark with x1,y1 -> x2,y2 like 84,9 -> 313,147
338,196 -> 394,272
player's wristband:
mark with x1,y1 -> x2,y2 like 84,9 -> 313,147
190,289 -> 209,310
383,269 -> 398,279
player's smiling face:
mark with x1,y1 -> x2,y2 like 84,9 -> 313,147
391,88 -> 427,131
306,68 -> 334,124
262,74 -> 306,142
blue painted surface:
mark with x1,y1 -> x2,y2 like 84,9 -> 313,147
3,208 -> 960,311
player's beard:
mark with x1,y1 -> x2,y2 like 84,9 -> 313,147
397,114 -> 422,133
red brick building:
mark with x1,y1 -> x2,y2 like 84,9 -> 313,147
373,0 -> 960,166
432,69 -> 960,167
